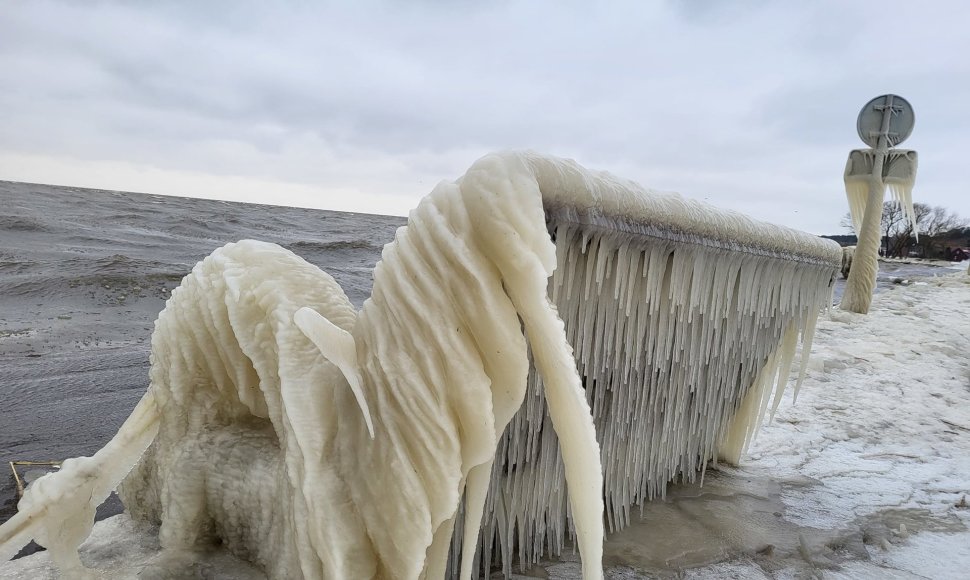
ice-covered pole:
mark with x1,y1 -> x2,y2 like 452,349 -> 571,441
840,94 -> 917,314
840,98 -> 892,313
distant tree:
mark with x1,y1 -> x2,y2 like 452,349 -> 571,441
920,206 -> 968,237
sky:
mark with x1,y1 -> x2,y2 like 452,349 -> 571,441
1,0 -> 968,234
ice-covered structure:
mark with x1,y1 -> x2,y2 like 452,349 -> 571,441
843,150 -> 918,239
840,146 -> 919,314
0,152 -> 841,579
841,246 -> 856,279
465,154 -> 840,575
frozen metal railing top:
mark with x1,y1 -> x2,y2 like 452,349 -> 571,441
480,151 -> 842,267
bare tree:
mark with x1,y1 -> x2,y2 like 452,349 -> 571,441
920,205 -> 968,237
904,204 -> 969,258
841,202 -> 967,258
841,201 -> 911,256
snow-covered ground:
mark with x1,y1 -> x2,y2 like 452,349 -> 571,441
3,271 -> 969,579
539,270 -> 970,579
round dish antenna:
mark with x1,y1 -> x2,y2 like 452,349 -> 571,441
856,94 -> 915,149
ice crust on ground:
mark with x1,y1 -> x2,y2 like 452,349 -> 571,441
0,151 -> 841,578
5,274 -> 968,579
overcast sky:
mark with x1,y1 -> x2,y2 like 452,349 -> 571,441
1,0 -> 967,234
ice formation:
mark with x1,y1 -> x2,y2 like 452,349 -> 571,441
0,151 -> 841,579
843,149 -> 919,237
841,149 -> 918,314
840,246 -> 856,279
453,153 -> 840,575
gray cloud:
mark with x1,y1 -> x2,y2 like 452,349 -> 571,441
1,0 -> 967,233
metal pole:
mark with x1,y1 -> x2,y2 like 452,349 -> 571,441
840,96 -> 895,314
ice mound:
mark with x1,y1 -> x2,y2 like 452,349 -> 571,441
0,151 -> 841,579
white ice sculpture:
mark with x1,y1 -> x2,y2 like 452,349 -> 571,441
0,152 -> 841,579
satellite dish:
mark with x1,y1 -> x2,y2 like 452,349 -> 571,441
856,94 -> 915,148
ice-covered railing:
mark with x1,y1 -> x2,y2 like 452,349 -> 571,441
454,152 -> 841,576
0,151 -> 841,580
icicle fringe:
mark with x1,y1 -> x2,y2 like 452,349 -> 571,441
450,152 -> 841,578
844,149 -> 919,238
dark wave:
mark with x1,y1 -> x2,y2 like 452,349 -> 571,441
0,271 -> 186,299
82,254 -> 187,275
0,254 -> 190,299
0,215 -> 51,232
0,180 -> 403,305
0,255 -> 34,274
286,239 -> 381,253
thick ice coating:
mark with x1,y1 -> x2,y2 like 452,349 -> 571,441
452,153 -> 841,575
0,151 -> 840,579
840,149 -> 918,314
844,149 -> 919,237
0,152 -> 606,579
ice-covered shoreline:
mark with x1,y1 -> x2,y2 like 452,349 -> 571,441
3,271 -> 968,579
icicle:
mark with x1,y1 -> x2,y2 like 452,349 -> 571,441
844,149 -> 919,239
294,307 -> 374,438
885,150 -> 919,237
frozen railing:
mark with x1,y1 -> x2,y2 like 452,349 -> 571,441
458,152 -> 841,576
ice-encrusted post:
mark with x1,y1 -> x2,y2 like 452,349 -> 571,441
840,94 -> 918,314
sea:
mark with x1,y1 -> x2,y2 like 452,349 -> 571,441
0,179 -> 950,528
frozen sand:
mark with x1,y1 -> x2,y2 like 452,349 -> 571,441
3,272 -> 969,579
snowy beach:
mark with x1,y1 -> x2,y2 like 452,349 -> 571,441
1,180 -> 968,578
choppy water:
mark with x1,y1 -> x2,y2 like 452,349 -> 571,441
0,180 -> 404,524
830,260 -> 954,303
